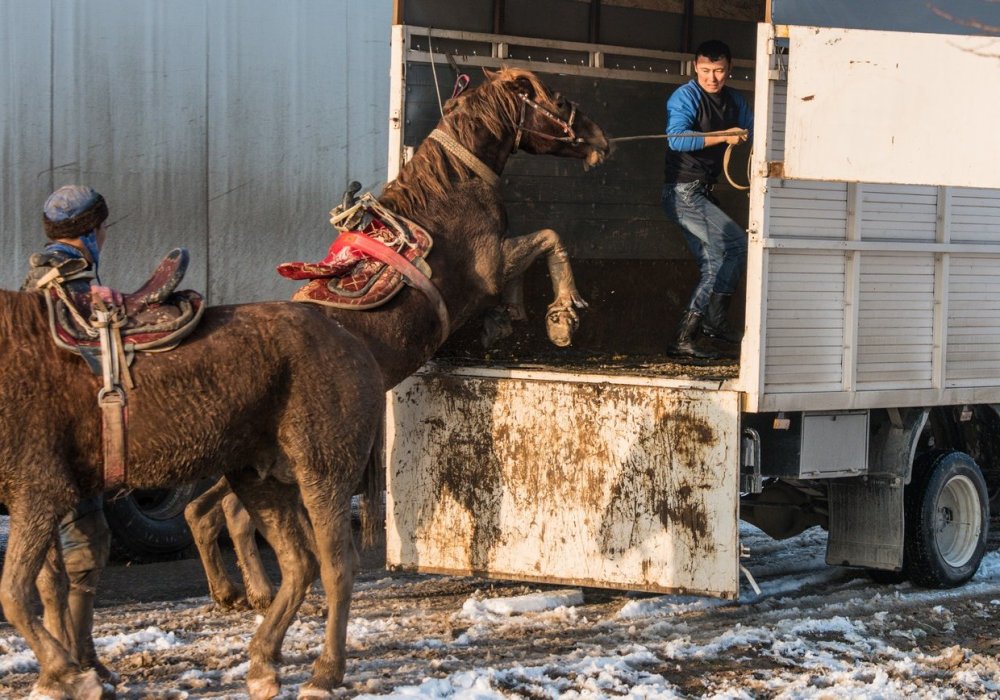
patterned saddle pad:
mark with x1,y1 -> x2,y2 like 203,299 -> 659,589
278,195 -> 434,310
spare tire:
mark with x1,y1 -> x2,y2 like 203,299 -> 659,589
104,484 -> 203,562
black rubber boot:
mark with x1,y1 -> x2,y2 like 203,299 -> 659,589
701,293 -> 742,344
669,310 -> 719,360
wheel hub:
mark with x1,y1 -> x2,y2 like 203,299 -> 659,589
934,474 -> 982,568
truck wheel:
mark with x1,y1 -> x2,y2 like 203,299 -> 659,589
904,450 -> 988,588
104,484 -> 201,562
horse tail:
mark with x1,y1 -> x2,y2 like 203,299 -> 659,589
358,419 -> 386,550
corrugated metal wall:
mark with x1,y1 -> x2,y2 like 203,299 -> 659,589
0,0 -> 391,303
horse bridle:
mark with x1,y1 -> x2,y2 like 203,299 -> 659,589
512,92 -> 581,153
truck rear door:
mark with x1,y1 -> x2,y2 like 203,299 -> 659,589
386,368 -> 741,598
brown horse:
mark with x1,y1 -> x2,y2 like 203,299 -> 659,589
0,67 -> 608,699
184,222 -> 588,613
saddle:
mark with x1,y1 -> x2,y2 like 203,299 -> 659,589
34,248 -> 205,374
278,192 -> 435,310
31,248 -> 206,491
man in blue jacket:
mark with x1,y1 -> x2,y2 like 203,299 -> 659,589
662,39 -> 753,360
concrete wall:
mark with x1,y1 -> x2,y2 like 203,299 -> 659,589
0,0 -> 391,303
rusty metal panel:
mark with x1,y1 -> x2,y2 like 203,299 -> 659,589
386,372 -> 741,597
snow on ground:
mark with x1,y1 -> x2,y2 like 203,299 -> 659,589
3,523 -> 1000,698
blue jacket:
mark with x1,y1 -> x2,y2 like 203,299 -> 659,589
664,79 -> 753,184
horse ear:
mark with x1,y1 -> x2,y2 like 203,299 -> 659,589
513,76 -> 536,99
482,67 -> 497,81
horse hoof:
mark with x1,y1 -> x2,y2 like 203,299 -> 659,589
89,660 -> 119,686
247,588 -> 275,612
248,675 -> 281,700
29,669 -> 103,700
545,309 -> 578,347
29,684 -> 67,700
298,685 -> 334,699
73,669 -> 105,700
212,587 -> 252,611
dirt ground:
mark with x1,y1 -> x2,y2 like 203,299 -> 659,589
3,525 -> 1000,698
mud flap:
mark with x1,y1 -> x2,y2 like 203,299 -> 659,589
826,479 -> 904,570
386,370 -> 741,598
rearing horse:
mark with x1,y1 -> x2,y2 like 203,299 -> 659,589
0,67 -> 608,700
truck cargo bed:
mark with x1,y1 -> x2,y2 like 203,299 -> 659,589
432,351 -> 740,384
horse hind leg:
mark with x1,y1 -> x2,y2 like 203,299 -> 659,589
2,494 -> 102,700
223,489 -> 275,611
227,472 -> 318,700
185,478 -> 252,611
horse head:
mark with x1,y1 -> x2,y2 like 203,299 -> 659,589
453,68 -> 610,170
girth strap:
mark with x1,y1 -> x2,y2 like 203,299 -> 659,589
333,232 -> 451,345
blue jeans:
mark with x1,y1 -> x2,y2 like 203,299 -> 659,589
661,181 -> 747,315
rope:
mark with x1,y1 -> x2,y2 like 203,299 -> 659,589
427,28 -> 445,118
722,143 -> 751,191
609,129 -> 748,143
612,129 -> 752,191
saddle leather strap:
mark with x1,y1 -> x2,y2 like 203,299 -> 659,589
99,388 -> 128,492
93,303 -> 131,490
333,232 -> 451,345
428,129 -> 500,188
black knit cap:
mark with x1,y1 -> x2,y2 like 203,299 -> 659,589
42,185 -> 109,240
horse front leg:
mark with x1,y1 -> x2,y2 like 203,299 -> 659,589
297,488 -> 359,698
1,495 -> 103,700
500,228 -> 588,347
37,539 -> 73,655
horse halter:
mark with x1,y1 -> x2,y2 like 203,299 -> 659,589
512,92 -> 581,153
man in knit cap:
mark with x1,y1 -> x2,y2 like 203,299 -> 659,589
22,184 -> 114,682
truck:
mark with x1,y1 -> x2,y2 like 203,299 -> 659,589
382,0 -> 1000,598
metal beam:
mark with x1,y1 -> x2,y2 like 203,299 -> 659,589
589,0 -> 601,44
493,0 -> 505,34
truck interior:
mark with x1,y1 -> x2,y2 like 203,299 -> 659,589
392,1 -> 764,380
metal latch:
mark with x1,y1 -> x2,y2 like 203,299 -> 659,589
741,427 -> 763,494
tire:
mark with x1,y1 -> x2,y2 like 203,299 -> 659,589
104,484 -> 203,563
904,450 -> 989,589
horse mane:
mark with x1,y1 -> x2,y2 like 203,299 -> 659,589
381,67 -> 556,214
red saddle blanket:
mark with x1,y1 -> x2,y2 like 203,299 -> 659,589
278,214 -> 434,310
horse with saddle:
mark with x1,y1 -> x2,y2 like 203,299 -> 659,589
0,67 -> 609,700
